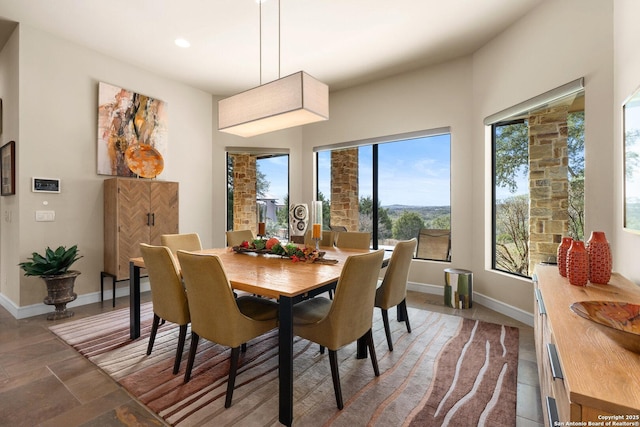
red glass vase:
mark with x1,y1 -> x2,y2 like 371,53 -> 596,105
557,236 -> 573,277
566,240 -> 588,286
587,231 -> 612,284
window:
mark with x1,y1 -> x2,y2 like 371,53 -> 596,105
227,151 -> 290,240
491,90 -> 584,278
316,130 -> 451,258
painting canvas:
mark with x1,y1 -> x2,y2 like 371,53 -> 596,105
1,140 -> 15,196
97,82 -> 168,177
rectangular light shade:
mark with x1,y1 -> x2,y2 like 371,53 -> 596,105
218,71 -> 329,137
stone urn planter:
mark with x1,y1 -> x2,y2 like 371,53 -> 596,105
41,270 -> 80,320
19,245 -> 82,320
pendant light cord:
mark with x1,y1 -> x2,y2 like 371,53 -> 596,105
259,0 -> 262,85
278,0 -> 281,79
259,0 -> 281,84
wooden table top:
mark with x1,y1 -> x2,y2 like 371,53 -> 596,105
535,264 -> 640,414
131,246 -> 383,299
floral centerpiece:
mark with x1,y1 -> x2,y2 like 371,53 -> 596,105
232,237 -> 336,264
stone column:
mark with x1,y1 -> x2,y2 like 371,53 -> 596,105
330,149 -> 359,231
528,106 -> 569,274
230,154 -> 257,235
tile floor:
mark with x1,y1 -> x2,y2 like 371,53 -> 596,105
0,290 -> 543,426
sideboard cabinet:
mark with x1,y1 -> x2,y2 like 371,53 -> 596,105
104,178 -> 179,280
534,264 -> 640,427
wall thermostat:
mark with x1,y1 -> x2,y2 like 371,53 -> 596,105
32,177 -> 61,193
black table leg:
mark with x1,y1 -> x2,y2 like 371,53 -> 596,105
278,296 -> 294,426
129,262 -> 141,340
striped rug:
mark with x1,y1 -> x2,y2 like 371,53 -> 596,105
49,303 -> 518,426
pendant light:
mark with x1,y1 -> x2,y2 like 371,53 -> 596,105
218,0 -> 329,138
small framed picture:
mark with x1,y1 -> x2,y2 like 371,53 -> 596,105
1,140 -> 15,196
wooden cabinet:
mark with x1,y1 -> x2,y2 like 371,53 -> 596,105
104,178 -> 179,280
534,264 -> 640,427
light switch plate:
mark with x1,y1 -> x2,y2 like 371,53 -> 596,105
35,210 -> 55,222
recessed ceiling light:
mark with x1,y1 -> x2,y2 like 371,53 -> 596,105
174,38 -> 191,48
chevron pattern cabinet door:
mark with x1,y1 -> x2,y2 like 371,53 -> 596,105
104,178 -> 179,280
149,181 -> 179,244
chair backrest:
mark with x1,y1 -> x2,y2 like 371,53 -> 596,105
177,251 -> 256,348
329,225 -> 347,232
139,244 -> 190,325
160,233 -> 202,256
304,229 -> 335,247
376,239 -> 417,309
334,231 -> 371,249
416,229 -> 451,261
323,250 -> 385,349
226,229 -> 254,247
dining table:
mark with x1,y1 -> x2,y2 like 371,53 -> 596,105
129,245 -> 389,427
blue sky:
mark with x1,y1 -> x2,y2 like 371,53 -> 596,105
258,134 -> 452,207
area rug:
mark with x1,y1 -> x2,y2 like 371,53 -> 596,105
49,303 -> 519,426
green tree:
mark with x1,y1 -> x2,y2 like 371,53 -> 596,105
358,196 -> 392,238
428,214 -> 451,230
567,111 -> 584,241
318,191 -> 331,228
392,211 -> 424,240
277,195 -> 289,227
495,122 -> 529,193
495,194 -> 529,275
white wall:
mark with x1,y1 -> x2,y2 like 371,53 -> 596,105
472,0 -> 614,313
613,0 -> 640,285
5,24 -> 214,312
0,26 -> 19,304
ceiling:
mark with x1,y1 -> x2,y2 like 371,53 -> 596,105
0,0 -> 543,96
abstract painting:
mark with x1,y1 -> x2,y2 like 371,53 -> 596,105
97,82 -> 168,178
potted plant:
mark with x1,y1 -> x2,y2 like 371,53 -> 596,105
19,245 -> 82,320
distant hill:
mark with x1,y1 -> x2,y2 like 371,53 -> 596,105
383,205 -> 450,222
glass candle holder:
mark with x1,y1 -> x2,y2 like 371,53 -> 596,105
311,201 -> 322,249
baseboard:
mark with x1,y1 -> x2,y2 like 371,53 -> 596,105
407,281 -> 534,327
4,279 -> 533,326
0,280 -> 151,320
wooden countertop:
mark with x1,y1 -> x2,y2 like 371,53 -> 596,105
535,264 -> 640,415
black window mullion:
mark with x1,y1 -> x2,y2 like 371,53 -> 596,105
372,145 -> 379,249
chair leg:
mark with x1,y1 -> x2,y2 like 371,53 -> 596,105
400,299 -> 412,333
241,342 -> 247,353
328,350 -> 344,410
184,332 -> 200,383
381,309 -> 393,351
320,345 -> 325,354
225,346 -> 241,408
173,324 -> 188,374
366,329 -> 380,377
147,313 -> 160,355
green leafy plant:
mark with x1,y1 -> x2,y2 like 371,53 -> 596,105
19,245 -> 82,277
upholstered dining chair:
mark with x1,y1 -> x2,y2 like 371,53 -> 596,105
375,238 -> 417,351
292,249 -> 385,409
226,229 -> 254,247
176,250 -> 278,408
161,233 -> 202,256
303,229 -> 335,247
334,231 -> 371,249
139,243 -> 191,375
